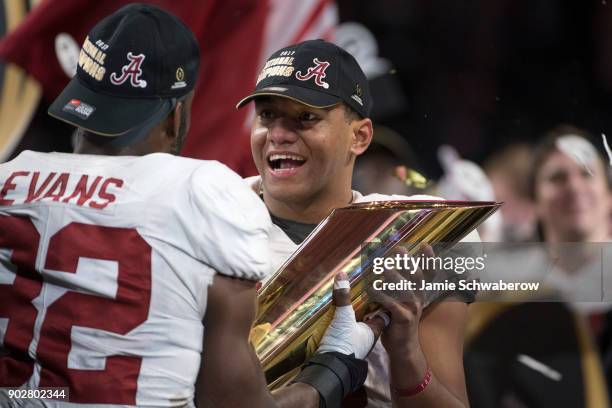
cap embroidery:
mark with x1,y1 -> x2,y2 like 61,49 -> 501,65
256,56 -> 295,85
355,83 -> 363,97
295,58 -> 330,89
171,67 -> 187,89
262,86 -> 288,92
351,94 -> 364,106
110,52 -> 147,88
78,36 -> 107,81
351,83 -> 364,106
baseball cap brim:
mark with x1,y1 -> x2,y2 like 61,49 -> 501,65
48,76 -> 173,137
236,84 -> 342,110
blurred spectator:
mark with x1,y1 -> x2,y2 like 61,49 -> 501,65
465,126 -> 612,407
484,143 -> 536,242
436,144 -> 503,241
476,126 -> 612,313
529,125 -> 611,244
511,126 -> 612,316
605,134 -> 612,236
352,125 -> 425,196
531,126 -> 612,392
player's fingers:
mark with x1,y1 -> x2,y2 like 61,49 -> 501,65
382,265 -> 402,281
332,272 -> 351,307
364,309 -> 391,331
392,244 -> 409,255
381,267 -> 420,304
419,243 -> 435,258
362,313 -> 386,340
376,290 -> 421,318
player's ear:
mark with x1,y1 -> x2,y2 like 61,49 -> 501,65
165,100 -> 183,142
350,117 -> 373,156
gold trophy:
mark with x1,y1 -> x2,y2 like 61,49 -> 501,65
252,200 -> 500,389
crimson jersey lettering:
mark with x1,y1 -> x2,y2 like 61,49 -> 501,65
0,171 -> 28,205
26,172 -> 56,202
0,170 -> 123,209
61,175 -> 103,205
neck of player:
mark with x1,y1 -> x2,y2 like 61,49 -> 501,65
263,184 -> 354,225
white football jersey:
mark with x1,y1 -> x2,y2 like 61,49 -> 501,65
0,151 -> 272,407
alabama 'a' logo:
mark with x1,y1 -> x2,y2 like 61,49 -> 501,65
110,52 -> 147,88
295,58 -> 330,89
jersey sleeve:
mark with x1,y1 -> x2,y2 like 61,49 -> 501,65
185,163 -> 273,281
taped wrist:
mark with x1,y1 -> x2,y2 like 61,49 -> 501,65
316,305 -> 375,359
293,352 -> 368,408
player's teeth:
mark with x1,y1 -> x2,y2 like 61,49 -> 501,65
269,154 -> 305,161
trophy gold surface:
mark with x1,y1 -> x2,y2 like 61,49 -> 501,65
252,200 -> 501,389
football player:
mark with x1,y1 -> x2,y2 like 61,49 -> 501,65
238,39 -> 478,407
0,5 -> 378,407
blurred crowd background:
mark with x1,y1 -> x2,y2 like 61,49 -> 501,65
1,0 -> 611,407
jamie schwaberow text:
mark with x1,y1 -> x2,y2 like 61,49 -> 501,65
372,278 -> 540,292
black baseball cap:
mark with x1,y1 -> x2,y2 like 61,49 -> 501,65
48,3 -> 199,138
236,39 -> 372,118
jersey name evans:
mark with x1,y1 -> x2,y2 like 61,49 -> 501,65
0,171 -> 123,209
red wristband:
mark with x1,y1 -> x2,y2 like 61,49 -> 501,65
391,367 -> 432,397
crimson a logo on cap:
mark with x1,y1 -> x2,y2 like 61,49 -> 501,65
110,52 -> 147,88
295,58 -> 330,89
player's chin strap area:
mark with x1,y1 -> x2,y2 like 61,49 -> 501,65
292,278 -> 376,408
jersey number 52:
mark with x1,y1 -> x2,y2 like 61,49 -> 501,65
0,214 -> 152,404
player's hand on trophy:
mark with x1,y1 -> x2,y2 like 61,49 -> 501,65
292,273 -> 383,408
366,245 -> 431,357
316,272 -> 384,358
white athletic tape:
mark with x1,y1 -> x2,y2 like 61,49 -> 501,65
334,279 -> 351,290
354,322 -> 376,358
367,309 -> 391,328
317,305 -> 376,359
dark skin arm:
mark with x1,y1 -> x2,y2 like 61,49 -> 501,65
196,274 -> 319,408
384,301 -> 470,407
375,246 -> 470,407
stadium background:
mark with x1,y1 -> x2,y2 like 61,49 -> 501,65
2,0 -> 611,178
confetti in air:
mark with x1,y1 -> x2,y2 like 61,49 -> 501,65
603,133 -> 612,167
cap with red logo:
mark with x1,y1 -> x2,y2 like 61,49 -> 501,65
236,39 -> 372,118
48,3 -> 199,139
